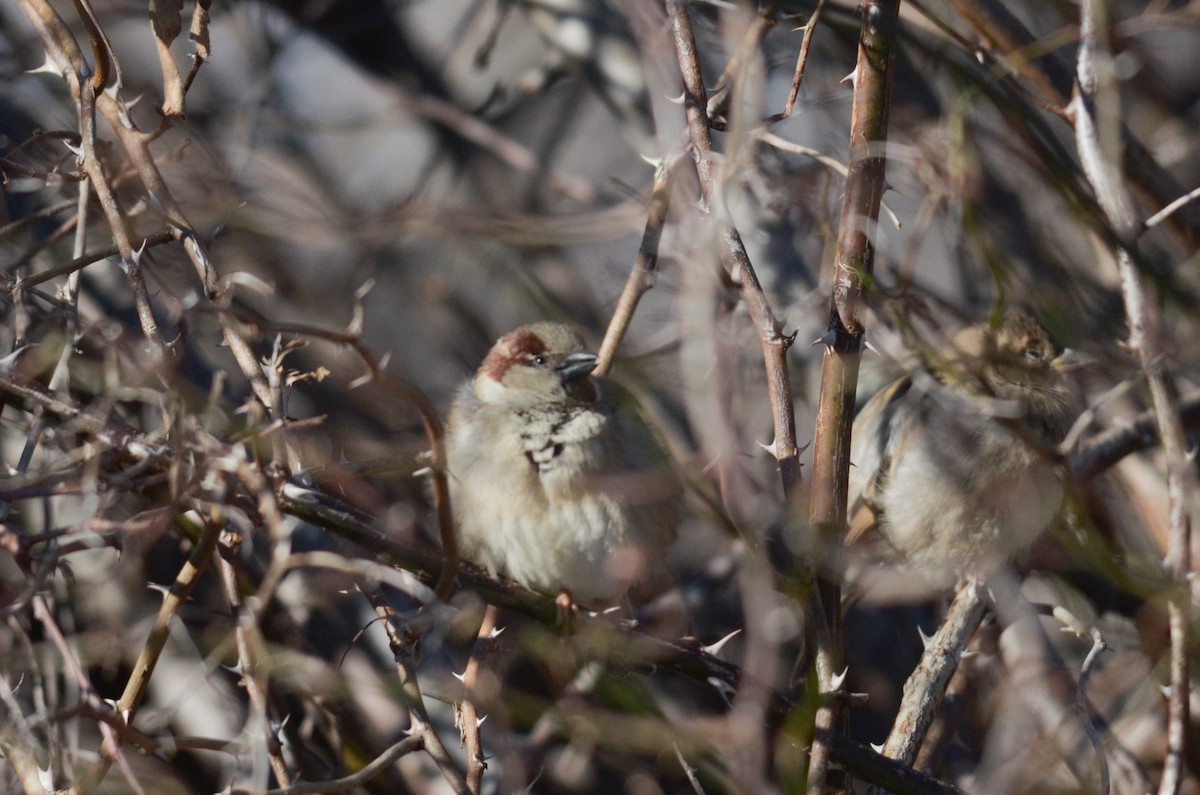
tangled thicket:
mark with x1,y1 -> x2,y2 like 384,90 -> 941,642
0,1 -> 1198,793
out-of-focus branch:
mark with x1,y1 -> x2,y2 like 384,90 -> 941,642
946,0 -> 1200,253
1070,391 -> 1200,479
807,1 -> 900,792
260,735 -> 425,795
1072,5 -> 1195,793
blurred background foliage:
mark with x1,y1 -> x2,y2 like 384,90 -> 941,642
0,0 -> 1197,793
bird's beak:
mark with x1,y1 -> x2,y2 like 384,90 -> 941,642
1051,348 -> 1094,373
556,352 -> 598,382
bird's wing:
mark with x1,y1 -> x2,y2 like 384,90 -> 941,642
846,376 -> 914,544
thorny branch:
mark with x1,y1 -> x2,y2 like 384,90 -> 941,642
807,1 -> 900,792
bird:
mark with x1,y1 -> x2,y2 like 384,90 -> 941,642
444,322 -> 681,607
847,313 -> 1082,582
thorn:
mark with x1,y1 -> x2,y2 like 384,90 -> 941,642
412,466 -> 433,478
870,742 -> 885,754
1052,605 -> 1087,637
488,625 -> 505,639
756,438 -> 778,457
706,676 -> 737,705
130,238 -> 148,268
666,91 -> 686,105
810,330 -> 837,351
477,714 -> 487,727
918,626 -> 934,649
841,66 -> 858,88
451,670 -> 467,683
863,339 -> 881,356
830,667 -> 848,691
701,628 -> 742,657
28,57 -> 63,76
640,153 -> 663,168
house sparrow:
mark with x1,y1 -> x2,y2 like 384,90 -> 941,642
445,323 -> 681,607
847,313 -> 1081,580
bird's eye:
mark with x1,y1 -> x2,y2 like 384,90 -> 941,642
1024,347 -> 1045,361
530,354 -> 547,366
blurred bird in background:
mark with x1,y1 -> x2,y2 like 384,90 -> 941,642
847,313 -> 1083,587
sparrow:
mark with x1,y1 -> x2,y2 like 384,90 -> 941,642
445,322 -> 681,607
847,313 -> 1082,579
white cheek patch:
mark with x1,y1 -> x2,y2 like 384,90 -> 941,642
474,374 -> 509,405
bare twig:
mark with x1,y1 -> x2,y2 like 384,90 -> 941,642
260,735 -> 425,795
217,532 -> 292,789
459,604 -> 499,794
858,581 -> 995,795
772,0 -> 827,121
665,4 -> 802,790
76,518 -> 220,793
595,156 -> 674,377
1074,627 -> 1112,795
873,580 -> 988,771
666,0 -> 801,495
364,588 -> 470,795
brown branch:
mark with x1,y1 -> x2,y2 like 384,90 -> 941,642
11,231 -> 175,290
666,0 -> 801,495
706,6 -> 776,129
364,587 -> 471,795
665,4 -> 803,791
772,0 -> 828,121
76,518 -> 220,793
459,604 -> 498,794
806,2 -> 900,791
595,157 -> 674,377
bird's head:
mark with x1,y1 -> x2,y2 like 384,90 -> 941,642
473,322 -> 599,406
941,312 -> 1085,399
